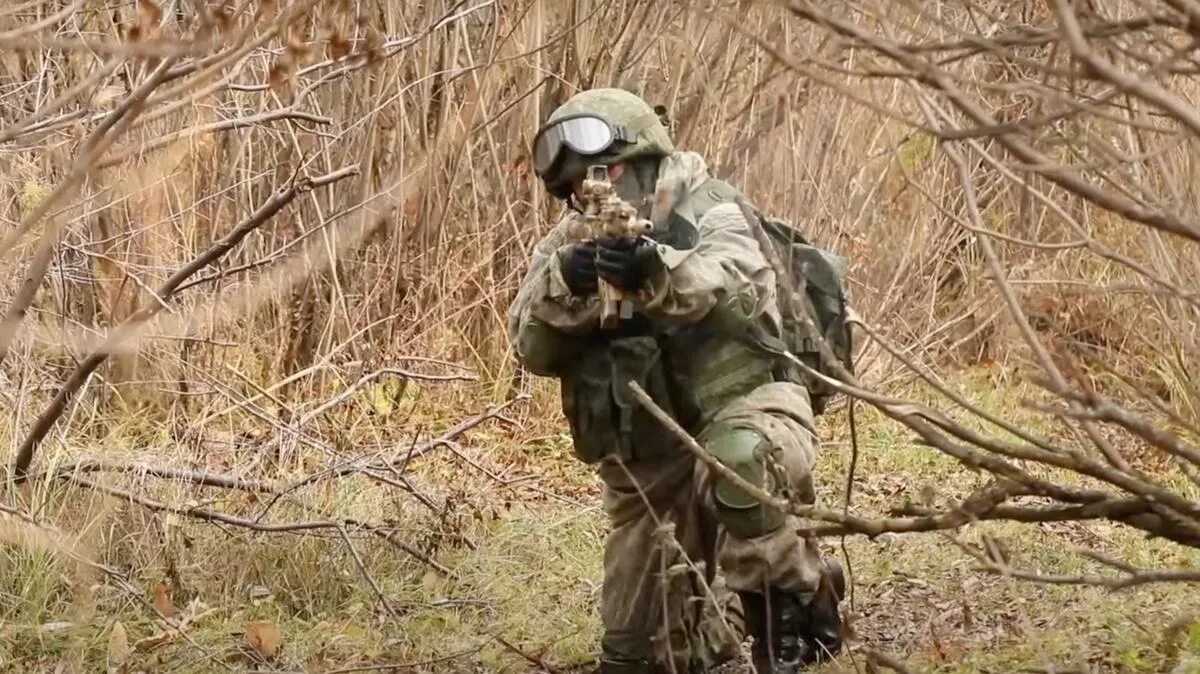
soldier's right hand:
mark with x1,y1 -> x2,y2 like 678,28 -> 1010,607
559,241 -> 599,296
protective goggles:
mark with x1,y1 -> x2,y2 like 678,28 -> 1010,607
532,114 -> 635,176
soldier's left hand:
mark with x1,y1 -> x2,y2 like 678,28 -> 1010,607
595,235 -> 659,292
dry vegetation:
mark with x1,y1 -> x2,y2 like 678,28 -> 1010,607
2,0 -> 1200,672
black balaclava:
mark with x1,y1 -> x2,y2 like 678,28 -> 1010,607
547,149 -> 662,218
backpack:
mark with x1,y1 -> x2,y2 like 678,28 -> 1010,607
752,206 -> 856,414
687,180 -> 856,415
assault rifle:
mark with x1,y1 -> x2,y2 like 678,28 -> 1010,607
576,164 -> 653,328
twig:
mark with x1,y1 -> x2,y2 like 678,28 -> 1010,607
336,525 -> 403,620
229,1 -> 498,93
1,503 -> 233,668
493,635 -> 565,674
925,94 -> 1138,474
786,2 -> 1200,243
948,535 -> 1200,589
1052,0 -> 1200,140
133,607 -> 221,652
0,55 -> 181,366
316,644 -> 486,673
0,502 -> 123,581
0,56 -> 122,144
297,367 -> 479,426
97,108 -> 335,169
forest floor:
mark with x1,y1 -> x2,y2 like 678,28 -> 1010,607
3,367 -> 1200,673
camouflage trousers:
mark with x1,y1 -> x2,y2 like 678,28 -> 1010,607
597,382 -> 827,671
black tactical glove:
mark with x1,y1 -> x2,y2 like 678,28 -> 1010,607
559,241 -> 599,296
595,235 -> 659,293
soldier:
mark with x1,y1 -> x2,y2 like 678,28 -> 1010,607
507,87 -> 845,673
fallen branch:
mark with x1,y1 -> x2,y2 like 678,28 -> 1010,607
629,381 -> 1200,547
380,394 -> 530,471
64,474 -> 454,576
47,459 -> 278,493
251,394 -> 528,520
626,381 -> 1012,538
337,525 -> 404,620
317,644 -> 487,673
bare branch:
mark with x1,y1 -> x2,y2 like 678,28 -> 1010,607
7,166 -> 358,482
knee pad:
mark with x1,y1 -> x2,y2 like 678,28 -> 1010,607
704,426 -> 786,539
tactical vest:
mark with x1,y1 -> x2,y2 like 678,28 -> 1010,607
559,178 -> 853,464
684,178 -> 855,415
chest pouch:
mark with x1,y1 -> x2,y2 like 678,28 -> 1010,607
559,336 -> 688,464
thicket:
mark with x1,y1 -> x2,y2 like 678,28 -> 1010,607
2,0 -> 1200,670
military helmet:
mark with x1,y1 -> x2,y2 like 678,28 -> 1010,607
532,88 -> 674,197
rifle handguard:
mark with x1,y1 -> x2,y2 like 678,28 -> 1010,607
579,165 -> 653,328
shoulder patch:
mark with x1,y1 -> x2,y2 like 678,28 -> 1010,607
688,178 -> 742,220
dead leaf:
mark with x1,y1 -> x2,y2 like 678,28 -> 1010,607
918,484 -> 936,506
135,0 -> 161,39
328,30 -> 350,60
246,620 -> 282,661
135,606 -> 219,653
421,568 -> 442,593
107,620 -> 132,667
152,581 -> 175,619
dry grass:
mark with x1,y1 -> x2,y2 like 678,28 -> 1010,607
3,376 -> 1199,672
4,0 -> 1200,672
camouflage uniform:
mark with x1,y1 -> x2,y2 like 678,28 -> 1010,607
509,89 -> 841,673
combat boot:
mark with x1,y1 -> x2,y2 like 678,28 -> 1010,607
739,588 -> 811,673
597,657 -> 704,674
739,558 -> 847,673
798,557 -> 846,666
598,657 -> 657,674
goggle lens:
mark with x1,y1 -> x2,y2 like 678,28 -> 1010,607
533,116 -> 620,174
